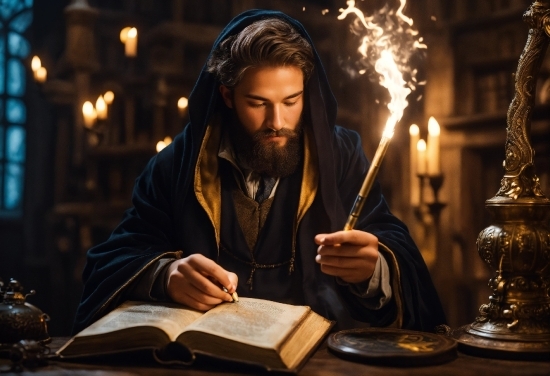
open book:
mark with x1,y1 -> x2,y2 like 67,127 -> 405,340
57,298 -> 333,372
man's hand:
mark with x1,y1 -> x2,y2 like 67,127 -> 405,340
314,230 -> 379,284
166,254 -> 238,311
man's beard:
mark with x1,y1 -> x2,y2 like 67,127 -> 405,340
229,117 -> 303,178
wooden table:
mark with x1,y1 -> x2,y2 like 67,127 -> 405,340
1,337 -> 549,375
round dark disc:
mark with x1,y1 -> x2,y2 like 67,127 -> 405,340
327,327 -> 457,366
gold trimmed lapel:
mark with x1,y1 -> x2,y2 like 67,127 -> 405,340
194,120 -> 222,247
378,241 -> 404,328
297,125 -> 318,225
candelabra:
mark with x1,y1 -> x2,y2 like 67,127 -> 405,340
450,0 -> 550,359
413,173 -> 446,268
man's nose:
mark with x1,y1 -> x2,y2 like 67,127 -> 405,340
267,104 -> 284,131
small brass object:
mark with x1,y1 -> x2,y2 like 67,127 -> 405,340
0,278 -> 51,350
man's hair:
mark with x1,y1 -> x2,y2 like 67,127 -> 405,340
207,18 -> 314,88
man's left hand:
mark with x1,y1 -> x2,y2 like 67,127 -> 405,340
314,230 -> 379,284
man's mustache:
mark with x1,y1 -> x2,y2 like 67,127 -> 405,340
255,128 -> 300,139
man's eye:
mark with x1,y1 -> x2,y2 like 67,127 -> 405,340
284,101 -> 298,107
249,102 -> 265,108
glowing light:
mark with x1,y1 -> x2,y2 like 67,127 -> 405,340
96,95 -> 107,120
338,0 -> 425,138
322,9 -> 329,15
104,91 -> 115,104
178,96 -> 188,116
82,101 -> 97,129
31,56 -> 41,72
120,27 -> 131,43
417,139 -> 427,175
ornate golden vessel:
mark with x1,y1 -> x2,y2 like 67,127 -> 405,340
454,0 -> 550,358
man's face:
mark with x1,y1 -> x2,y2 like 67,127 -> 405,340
220,65 -> 304,147
220,65 -> 305,177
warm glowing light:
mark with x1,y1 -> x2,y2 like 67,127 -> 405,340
427,116 -> 441,175
164,136 -> 172,145
409,124 -> 419,136
104,91 -> 115,104
376,49 -> 411,139
31,56 -> 41,72
35,67 -> 47,83
417,139 -> 427,175
121,27 -> 138,57
82,101 -> 97,128
96,95 -> 107,120
409,124 -> 420,206
120,27 -> 131,43
177,97 -> 188,109
156,140 -> 166,152
428,116 -> 440,136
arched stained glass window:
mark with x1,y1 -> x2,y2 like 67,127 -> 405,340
0,0 -> 33,218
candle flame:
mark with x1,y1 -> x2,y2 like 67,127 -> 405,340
177,97 -> 188,109
417,139 -> 426,152
428,116 -> 440,136
31,56 -> 41,72
104,91 -> 115,104
409,124 -> 419,136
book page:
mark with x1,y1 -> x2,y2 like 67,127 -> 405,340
78,301 -> 203,342
184,298 -> 309,349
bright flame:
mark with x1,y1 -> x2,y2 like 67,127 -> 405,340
127,27 -> 137,39
177,97 -> 188,109
104,91 -> 115,104
409,124 -> 419,136
417,139 -> 426,152
164,136 -> 172,145
120,27 -> 132,43
96,95 -> 107,120
428,116 -> 440,136
82,101 -> 97,128
376,50 -> 411,138
31,56 -> 41,72
338,0 -> 424,139
156,141 -> 166,152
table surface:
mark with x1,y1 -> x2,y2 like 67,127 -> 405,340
1,337 -> 549,376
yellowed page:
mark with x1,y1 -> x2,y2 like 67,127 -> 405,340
184,297 -> 309,349
78,301 -> 203,342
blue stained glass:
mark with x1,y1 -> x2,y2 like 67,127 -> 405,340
0,1 -> 24,22
6,98 -> 25,123
0,38 -> 4,95
4,162 -> 23,210
7,59 -> 25,96
8,32 -> 29,57
0,126 -> 4,159
9,10 -> 32,33
6,126 -> 24,162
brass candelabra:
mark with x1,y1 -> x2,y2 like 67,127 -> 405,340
451,0 -> 550,359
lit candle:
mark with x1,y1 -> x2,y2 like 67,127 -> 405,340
177,97 -> 188,116
96,95 -> 107,120
409,124 -> 420,206
427,116 -> 441,176
417,139 -> 427,175
124,27 -> 138,57
104,91 -> 115,105
35,67 -> 47,83
156,140 -> 166,153
82,101 -> 97,128
31,56 -> 47,83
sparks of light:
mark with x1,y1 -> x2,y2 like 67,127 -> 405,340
338,0 -> 424,139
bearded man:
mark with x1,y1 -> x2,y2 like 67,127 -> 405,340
74,10 -> 446,334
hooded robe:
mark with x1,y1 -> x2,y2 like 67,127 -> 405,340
74,9 -> 446,334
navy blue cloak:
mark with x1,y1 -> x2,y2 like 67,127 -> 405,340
74,9 -> 446,334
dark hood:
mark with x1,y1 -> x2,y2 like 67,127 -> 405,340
186,9 -> 345,231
